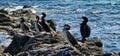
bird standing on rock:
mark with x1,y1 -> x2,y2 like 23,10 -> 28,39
20,18 -> 31,32
34,16 -> 42,32
80,16 -> 91,43
63,24 -> 78,46
41,13 -> 51,32
47,19 -> 57,32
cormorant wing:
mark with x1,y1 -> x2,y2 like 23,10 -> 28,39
66,30 -> 78,46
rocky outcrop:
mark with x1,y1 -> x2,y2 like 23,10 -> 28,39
3,34 -> 31,55
23,5 -> 32,8
2,31 -> 106,56
0,7 -> 37,33
0,9 -> 8,14
0,6 -> 120,56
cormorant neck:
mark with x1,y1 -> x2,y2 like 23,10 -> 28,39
21,20 -> 24,23
42,17 -> 45,22
65,28 -> 70,30
83,20 -> 88,24
41,15 -> 46,21
37,18 -> 39,22
63,28 -> 68,31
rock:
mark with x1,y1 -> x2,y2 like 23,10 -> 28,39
3,34 -> 31,55
95,41 -> 103,47
103,52 -> 114,56
0,53 -> 12,56
43,38 -> 59,44
0,46 -> 4,53
0,14 -> 12,23
23,5 -> 32,8
0,7 -> 119,56
17,52 -> 30,56
0,8 -> 8,14
11,9 -> 37,21
0,26 -> 13,32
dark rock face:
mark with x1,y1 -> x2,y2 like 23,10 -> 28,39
95,41 -> 103,47
23,5 -> 32,8
0,14 -> 12,24
0,9 -> 8,14
3,35 -> 31,55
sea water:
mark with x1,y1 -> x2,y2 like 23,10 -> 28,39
0,0 -> 120,52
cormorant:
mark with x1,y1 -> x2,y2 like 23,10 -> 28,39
34,16 -> 42,32
47,19 -> 57,31
41,13 -> 51,32
80,16 -> 91,43
20,18 -> 31,32
63,24 -> 78,46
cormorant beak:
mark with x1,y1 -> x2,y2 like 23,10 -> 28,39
61,26 -> 69,29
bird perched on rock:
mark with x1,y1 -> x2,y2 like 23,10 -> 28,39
80,16 -> 91,43
63,24 -> 78,46
41,13 -> 51,32
20,18 -> 31,32
34,16 -> 42,32
47,19 -> 57,31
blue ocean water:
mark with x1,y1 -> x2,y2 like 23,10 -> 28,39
0,0 -> 120,52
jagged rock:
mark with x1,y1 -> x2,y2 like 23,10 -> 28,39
3,34 -> 31,55
95,41 -> 103,47
43,38 -> 59,44
0,14 -> 12,23
0,46 -> 4,53
0,26 -> 13,32
0,53 -> 12,56
21,33 -> 63,51
17,52 -> 30,56
103,52 -> 115,56
11,9 -> 36,21
0,9 -> 8,14
23,5 -> 32,8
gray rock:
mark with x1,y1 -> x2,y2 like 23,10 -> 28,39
0,9 -> 8,14
3,34 -> 31,55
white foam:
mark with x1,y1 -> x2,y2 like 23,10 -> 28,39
3,6 -> 37,14
4,6 -> 23,12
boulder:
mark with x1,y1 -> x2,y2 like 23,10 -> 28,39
0,9 -> 8,14
0,14 -> 12,23
23,5 -> 32,8
3,34 -> 31,55
11,9 -> 37,21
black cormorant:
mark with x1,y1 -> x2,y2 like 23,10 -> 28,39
80,16 -> 91,43
47,19 -> 57,31
41,13 -> 51,32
